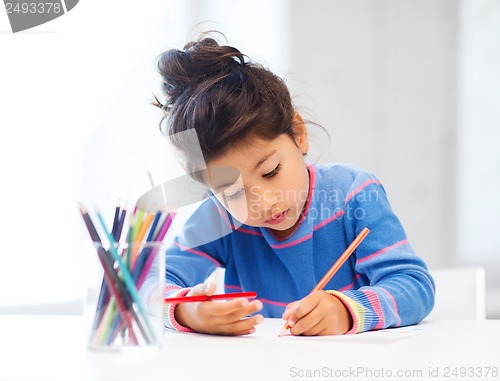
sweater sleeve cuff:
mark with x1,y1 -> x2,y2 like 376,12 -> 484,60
164,287 -> 195,333
325,290 -> 362,335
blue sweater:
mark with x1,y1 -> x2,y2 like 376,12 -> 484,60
163,164 -> 435,333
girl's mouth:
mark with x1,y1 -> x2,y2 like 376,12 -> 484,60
265,210 -> 288,225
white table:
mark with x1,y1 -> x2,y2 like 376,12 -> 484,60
1,315 -> 499,381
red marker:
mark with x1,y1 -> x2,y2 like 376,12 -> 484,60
165,291 -> 257,304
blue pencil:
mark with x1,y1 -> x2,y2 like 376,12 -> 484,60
132,210 -> 162,281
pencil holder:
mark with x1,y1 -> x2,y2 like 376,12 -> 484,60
85,241 -> 167,351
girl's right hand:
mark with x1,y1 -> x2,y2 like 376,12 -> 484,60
174,282 -> 264,335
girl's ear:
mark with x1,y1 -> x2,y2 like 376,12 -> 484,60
292,112 -> 309,155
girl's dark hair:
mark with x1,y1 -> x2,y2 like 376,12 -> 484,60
152,35 -> 297,182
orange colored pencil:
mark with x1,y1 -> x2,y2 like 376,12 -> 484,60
135,212 -> 155,242
279,227 -> 370,336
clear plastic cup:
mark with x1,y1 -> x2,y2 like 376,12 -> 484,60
84,241 -> 166,351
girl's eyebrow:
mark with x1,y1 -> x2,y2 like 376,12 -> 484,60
255,150 -> 277,169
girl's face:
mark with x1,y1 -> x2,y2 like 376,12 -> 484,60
207,118 -> 310,238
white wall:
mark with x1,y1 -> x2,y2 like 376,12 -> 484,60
457,0 -> 500,262
287,0 -> 459,270
457,0 -> 500,317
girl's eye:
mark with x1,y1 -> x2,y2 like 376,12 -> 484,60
225,188 -> 245,201
263,164 -> 281,179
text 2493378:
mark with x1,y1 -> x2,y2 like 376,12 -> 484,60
5,2 -> 62,14
442,366 -> 498,378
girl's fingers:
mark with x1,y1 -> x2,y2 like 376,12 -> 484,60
202,298 -> 263,320
215,314 -> 265,335
180,286 -> 265,335
283,293 -> 320,328
282,301 -> 299,320
293,292 -> 322,318
187,281 -> 216,297
198,300 -> 264,334
287,292 -> 351,335
290,313 -> 326,336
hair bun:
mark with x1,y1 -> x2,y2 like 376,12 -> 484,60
156,37 -> 246,105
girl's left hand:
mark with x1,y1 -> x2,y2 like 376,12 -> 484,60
281,290 -> 352,336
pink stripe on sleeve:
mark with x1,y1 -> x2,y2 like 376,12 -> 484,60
173,241 -> 222,267
357,239 -> 408,264
377,287 -> 401,327
361,289 -> 385,330
344,179 -> 382,204
270,233 -> 312,249
313,210 -> 344,231
258,298 -> 289,307
338,274 -> 362,291
339,281 -> 354,292
234,227 -> 263,236
225,284 -> 243,291
165,288 -> 195,332
214,203 -> 232,229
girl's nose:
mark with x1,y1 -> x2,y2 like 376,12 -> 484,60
259,188 -> 279,211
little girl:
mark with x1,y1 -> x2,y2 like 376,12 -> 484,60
152,35 -> 435,336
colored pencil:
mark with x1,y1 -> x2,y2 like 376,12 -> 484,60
95,210 -> 156,342
95,201 -> 126,324
115,203 -> 127,239
78,204 -> 139,345
130,210 -> 163,281
131,209 -> 144,241
125,212 -> 134,268
146,210 -> 162,241
278,227 -> 370,336
111,201 -> 121,239
131,212 -> 155,269
79,201 -> 181,346
134,213 -> 175,300
165,291 -> 257,304
103,210 -> 174,344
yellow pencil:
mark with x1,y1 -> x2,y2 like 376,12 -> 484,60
131,212 -> 154,268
